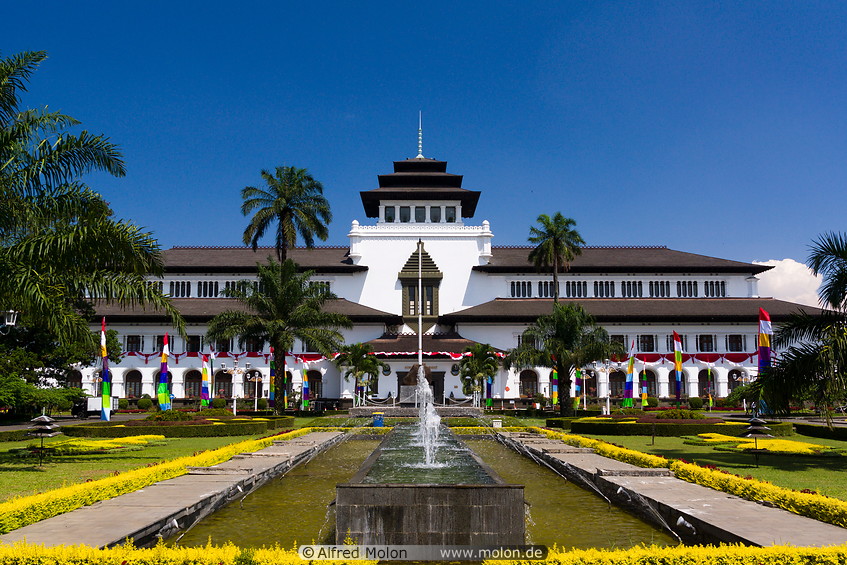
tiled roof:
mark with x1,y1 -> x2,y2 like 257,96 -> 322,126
440,298 -> 822,324
94,298 -> 401,324
364,332 -> 480,355
476,246 -> 772,274
161,247 -> 367,274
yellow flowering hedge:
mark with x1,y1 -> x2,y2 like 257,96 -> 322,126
535,428 -> 672,468
685,433 -> 842,456
0,428 -> 313,534
0,542 -> 846,564
25,435 -> 168,455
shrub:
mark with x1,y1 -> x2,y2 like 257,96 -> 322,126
146,409 -> 193,422
211,398 -> 227,409
795,423 -> 847,441
688,397 -> 704,410
256,398 -> 269,410
118,399 -> 129,410
195,408 -> 235,419
654,408 -> 705,420
645,396 -> 659,408
136,398 -> 153,410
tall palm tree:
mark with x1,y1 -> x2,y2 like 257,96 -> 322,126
756,232 -> 847,425
458,342 -> 499,407
505,303 -> 621,416
0,50 -> 179,345
528,213 -> 584,303
241,166 -> 332,263
206,259 -> 351,413
333,342 -> 387,407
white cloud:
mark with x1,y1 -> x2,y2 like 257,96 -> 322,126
753,258 -> 822,307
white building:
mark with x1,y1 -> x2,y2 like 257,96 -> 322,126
80,152 -> 819,407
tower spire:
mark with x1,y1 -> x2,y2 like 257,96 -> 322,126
416,111 -> 424,159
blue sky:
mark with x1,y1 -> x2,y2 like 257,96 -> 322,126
5,2 -> 846,265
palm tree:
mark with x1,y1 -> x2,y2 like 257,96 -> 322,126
241,166 -> 332,263
458,342 -> 499,407
756,232 -> 847,425
206,259 -> 351,413
528,213 -> 584,303
505,303 -> 622,416
0,50 -> 180,345
333,343 -> 387,407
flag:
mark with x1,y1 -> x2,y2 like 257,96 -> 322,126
551,370 -> 558,405
707,365 -> 714,409
302,368 -> 309,409
623,340 -> 636,408
100,318 -> 111,422
485,376 -> 493,407
574,368 -> 582,410
268,347 -> 276,408
641,359 -> 649,407
158,333 -> 171,410
673,331 -> 684,407
200,354 -> 210,407
758,308 -> 772,377
209,346 -> 216,400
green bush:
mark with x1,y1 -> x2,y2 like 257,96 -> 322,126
0,429 -> 29,442
654,408 -> 705,420
211,398 -> 227,409
688,397 -> 704,410
795,423 -> 847,441
118,399 -> 129,410
545,417 -> 580,430
63,421 -> 269,438
136,398 -> 153,411
146,409 -> 193,422
645,397 -> 659,408
256,398 -> 269,410
194,408 -> 234,419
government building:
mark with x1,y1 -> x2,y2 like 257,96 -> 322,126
77,150 -> 818,408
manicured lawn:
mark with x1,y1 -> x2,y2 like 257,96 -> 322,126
0,433 -> 269,502
581,432 -> 847,500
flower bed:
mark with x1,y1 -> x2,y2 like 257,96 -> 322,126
569,416 -> 792,437
684,433 -> 845,456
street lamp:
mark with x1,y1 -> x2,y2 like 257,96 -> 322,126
247,371 -> 263,411
0,310 -> 19,335
219,361 -> 249,415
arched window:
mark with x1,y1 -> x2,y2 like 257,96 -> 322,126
698,369 -> 715,397
244,369 -> 263,398
638,370 -> 657,397
609,370 -> 626,397
307,369 -> 324,398
66,370 -> 82,390
125,370 -> 143,398
215,372 -> 232,397
184,370 -> 202,398
519,370 -> 538,398
728,369 -> 746,392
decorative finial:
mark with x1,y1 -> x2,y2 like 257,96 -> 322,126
416,111 -> 424,159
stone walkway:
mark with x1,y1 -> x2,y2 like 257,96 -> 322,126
0,431 -> 344,548
499,432 -> 847,547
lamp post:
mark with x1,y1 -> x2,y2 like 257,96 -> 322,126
0,310 -> 19,335
220,360 -> 248,415
247,371 -> 263,411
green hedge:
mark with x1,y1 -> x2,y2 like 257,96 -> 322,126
794,423 -> 847,441
545,417 -> 581,430
570,419 -> 793,437
0,429 -> 29,442
261,416 -> 294,430
63,421 -> 270,438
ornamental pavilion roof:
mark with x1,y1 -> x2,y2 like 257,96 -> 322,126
93,298 -> 401,324
440,297 -> 823,324
476,246 -> 772,275
360,157 -> 481,218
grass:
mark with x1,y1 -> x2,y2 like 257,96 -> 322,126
0,433 -> 270,503
581,432 -> 847,500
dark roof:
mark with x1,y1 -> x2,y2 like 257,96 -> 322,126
94,298 -> 401,324
440,298 -> 823,324
360,157 -> 481,218
476,246 -> 772,275
364,331 -> 479,355
162,247 -> 367,274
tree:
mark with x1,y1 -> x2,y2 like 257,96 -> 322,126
458,342 -> 499,407
528,213 -> 584,303
333,343 -> 387,407
0,50 -> 182,345
755,232 -> 847,426
206,259 -> 351,413
241,166 -> 332,263
505,303 -> 622,416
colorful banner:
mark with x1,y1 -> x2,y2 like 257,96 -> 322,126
485,376 -> 493,407
200,354 -> 210,407
623,340 -> 636,408
100,318 -> 111,422
302,368 -> 309,409
574,368 -> 582,410
157,333 -> 171,410
268,346 -> 276,408
707,365 -> 714,409
641,359 -> 648,407
673,331 -> 684,407
551,370 -> 558,405
758,308 -> 772,377
209,347 -> 216,400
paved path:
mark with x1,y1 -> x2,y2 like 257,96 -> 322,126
0,431 -> 344,548
499,432 -> 847,547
